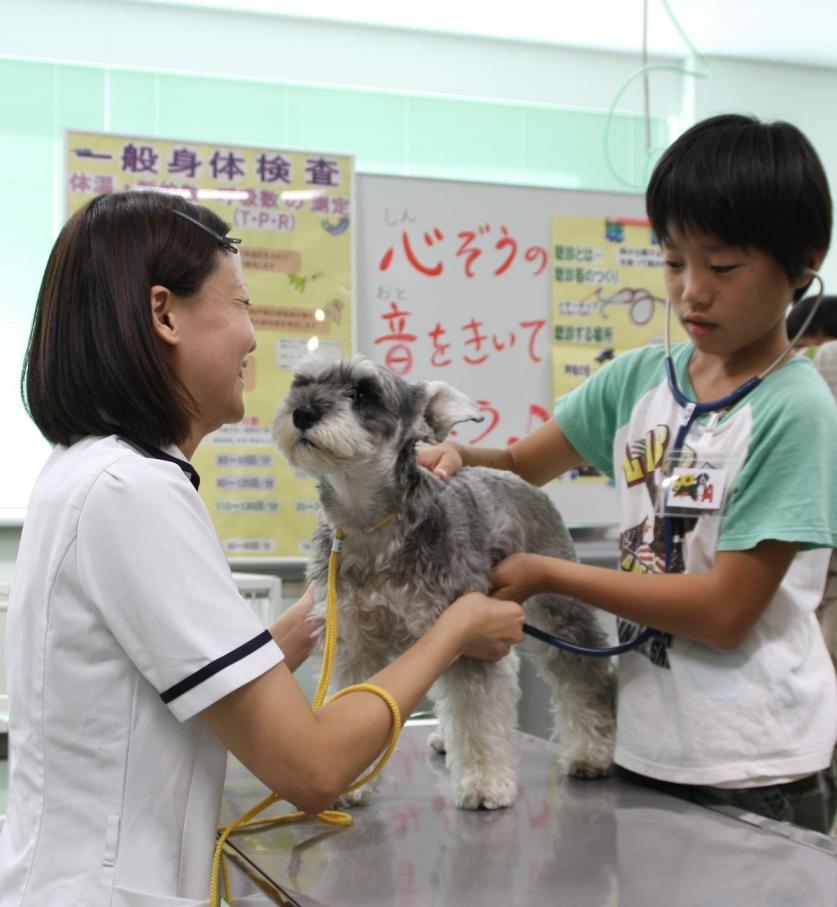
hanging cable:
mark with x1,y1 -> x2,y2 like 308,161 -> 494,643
642,0 -> 651,152
603,0 -> 711,188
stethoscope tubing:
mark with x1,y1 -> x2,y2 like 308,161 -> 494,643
522,621 -> 657,656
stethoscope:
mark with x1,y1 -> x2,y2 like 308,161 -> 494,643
662,268 -> 825,572
523,269 -> 825,658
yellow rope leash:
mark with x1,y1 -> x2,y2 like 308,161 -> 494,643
209,527 -> 402,907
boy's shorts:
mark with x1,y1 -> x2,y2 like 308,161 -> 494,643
615,751 -> 837,835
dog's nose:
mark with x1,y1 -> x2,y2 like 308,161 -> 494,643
293,405 -> 322,430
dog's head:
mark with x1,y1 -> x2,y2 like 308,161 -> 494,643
273,355 -> 483,477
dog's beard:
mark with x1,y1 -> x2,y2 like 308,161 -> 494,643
274,408 -> 378,476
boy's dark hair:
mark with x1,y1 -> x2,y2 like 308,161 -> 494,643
786,295 -> 837,340
647,114 -> 832,300
22,191 -> 234,447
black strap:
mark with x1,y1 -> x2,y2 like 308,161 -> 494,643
119,436 -> 201,491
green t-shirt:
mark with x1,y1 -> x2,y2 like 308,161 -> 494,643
555,341 -> 837,552
553,341 -> 837,784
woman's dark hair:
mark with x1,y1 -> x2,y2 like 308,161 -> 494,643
787,295 -> 837,340
22,191 -> 235,447
647,114 -> 832,300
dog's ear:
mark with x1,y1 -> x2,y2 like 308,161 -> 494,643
421,381 -> 484,442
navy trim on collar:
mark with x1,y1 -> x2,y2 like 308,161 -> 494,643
119,437 -> 201,491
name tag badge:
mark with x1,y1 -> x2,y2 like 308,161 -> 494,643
665,467 -> 727,514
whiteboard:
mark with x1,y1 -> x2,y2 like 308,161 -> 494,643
356,174 -> 646,527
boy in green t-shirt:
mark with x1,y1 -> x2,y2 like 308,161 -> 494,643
420,114 -> 837,833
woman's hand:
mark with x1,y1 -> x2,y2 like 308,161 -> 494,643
443,591 -> 525,661
416,440 -> 464,480
206,587 -> 523,814
269,585 -> 321,672
491,553 -> 553,604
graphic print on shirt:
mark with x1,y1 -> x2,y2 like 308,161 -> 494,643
617,422 -> 704,668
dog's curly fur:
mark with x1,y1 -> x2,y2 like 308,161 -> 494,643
274,355 -> 615,809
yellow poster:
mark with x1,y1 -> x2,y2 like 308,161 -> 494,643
550,214 -> 685,480
551,214 -> 688,392
66,130 -> 353,559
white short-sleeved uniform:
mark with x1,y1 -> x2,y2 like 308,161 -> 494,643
0,436 -> 284,906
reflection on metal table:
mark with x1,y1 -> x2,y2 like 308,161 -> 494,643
220,720 -> 836,907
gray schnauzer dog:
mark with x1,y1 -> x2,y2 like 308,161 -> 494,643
274,355 -> 615,810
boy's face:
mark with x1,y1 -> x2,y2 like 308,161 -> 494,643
661,227 -> 811,364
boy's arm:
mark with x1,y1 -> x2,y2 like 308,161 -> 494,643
492,540 -> 798,649
418,420 -> 585,486
509,420 -> 587,486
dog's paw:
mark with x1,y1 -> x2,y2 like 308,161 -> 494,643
561,736 -> 614,779
558,718 -> 615,780
452,771 -> 517,810
427,727 -> 446,754
565,757 -> 613,779
332,786 -> 372,809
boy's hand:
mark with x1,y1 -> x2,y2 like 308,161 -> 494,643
416,441 -> 463,480
491,553 -> 551,603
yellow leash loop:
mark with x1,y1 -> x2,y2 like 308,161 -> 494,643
210,527 -> 402,907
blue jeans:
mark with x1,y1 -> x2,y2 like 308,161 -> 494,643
615,752 -> 836,834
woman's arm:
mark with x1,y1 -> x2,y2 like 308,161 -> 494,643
491,540 -> 798,649
200,591 -> 524,816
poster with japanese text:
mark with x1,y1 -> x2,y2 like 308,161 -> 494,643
550,213 -> 685,480
66,130 -> 353,560
357,181 -> 554,451
357,176 -> 654,527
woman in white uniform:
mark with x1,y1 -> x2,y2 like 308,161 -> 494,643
0,191 -> 525,906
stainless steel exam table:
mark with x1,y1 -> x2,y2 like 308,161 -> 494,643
220,721 -> 837,907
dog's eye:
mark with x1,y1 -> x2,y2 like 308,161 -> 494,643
346,380 -> 376,407
350,386 -> 369,405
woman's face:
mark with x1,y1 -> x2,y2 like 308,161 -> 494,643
168,252 -> 256,450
